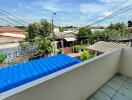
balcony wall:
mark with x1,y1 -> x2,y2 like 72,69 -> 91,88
119,48 -> 132,77
4,49 -> 122,100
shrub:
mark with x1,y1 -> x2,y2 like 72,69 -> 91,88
80,51 -> 90,61
74,45 -> 81,53
0,54 -> 6,63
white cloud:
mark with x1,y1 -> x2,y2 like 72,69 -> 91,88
18,3 -> 23,7
12,9 -> 16,12
60,17 -> 65,20
43,4 -> 59,12
69,17 -> 73,19
25,6 -> 32,10
98,0 -> 124,4
28,0 -> 78,13
80,3 -> 104,14
80,16 -> 85,19
32,0 -> 60,12
40,11 -> 49,14
18,3 -> 32,10
99,11 -> 113,19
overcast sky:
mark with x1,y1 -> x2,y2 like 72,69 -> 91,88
0,0 -> 131,26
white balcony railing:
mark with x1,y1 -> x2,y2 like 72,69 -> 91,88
2,48 -> 132,100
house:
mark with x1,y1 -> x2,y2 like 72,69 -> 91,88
0,26 -> 26,44
0,26 -> 27,62
51,29 -> 77,49
1,48 -> 132,100
90,26 -> 105,33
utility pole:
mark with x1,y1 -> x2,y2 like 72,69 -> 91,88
52,13 -> 56,55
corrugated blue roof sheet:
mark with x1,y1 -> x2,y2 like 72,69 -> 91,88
0,54 -> 81,93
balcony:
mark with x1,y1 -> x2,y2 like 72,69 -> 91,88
88,75 -> 132,100
2,47 -> 132,100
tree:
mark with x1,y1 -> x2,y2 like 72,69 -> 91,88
78,27 -> 92,39
27,23 -> 39,40
107,22 -> 126,33
39,19 -> 52,37
15,26 -> 27,30
91,22 -> 131,43
77,27 -> 92,44
27,19 -> 52,40
92,26 -> 121,43
26,19 -> 53,60
59,27 -> 64,32
35,37 -> 53,56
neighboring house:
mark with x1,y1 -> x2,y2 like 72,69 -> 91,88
55,31 -> 77,48
0,26 -> 27,62
51,28 -> 77,49
0,26 -> 26,44
91,28 -> 104,33
91,26 -> 105,33
54,31 -> 77,39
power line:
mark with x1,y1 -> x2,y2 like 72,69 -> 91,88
0,17 -> 17,26
0,9 -> 26,23
88,0 -> 130,26
89,3 -> 132,26
0,11 -> 25,26
99,6 -> 132,23
108,0 -> 129,11
96,5 -> 132,24
0,9 -> 27,25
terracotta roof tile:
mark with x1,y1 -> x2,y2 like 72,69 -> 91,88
0,26 -> 26,34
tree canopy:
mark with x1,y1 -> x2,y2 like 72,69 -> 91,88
107,22 -> 126,33
35,37 -> 53,56
25,19 -> 53,59
27,19 -> 52,40
77,21 -> 132,44
27,23 -> 39,40
77,27 -> 92,40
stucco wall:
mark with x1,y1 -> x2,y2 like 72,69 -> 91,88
4,49 -> 122,100
0,36 -> 24,43
119,48 -> 132,77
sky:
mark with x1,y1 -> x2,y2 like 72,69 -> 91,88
0,0 -> 131,26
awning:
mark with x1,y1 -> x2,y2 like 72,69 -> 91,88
64,37 -> 76,42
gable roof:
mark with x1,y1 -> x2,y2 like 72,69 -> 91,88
0,26 -> 26,34
0,54 -> 81,93
87,41 -> 129,53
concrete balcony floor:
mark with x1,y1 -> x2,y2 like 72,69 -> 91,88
88,74 -> 132,100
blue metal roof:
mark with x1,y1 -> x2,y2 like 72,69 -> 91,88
0,54 -> 81,93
